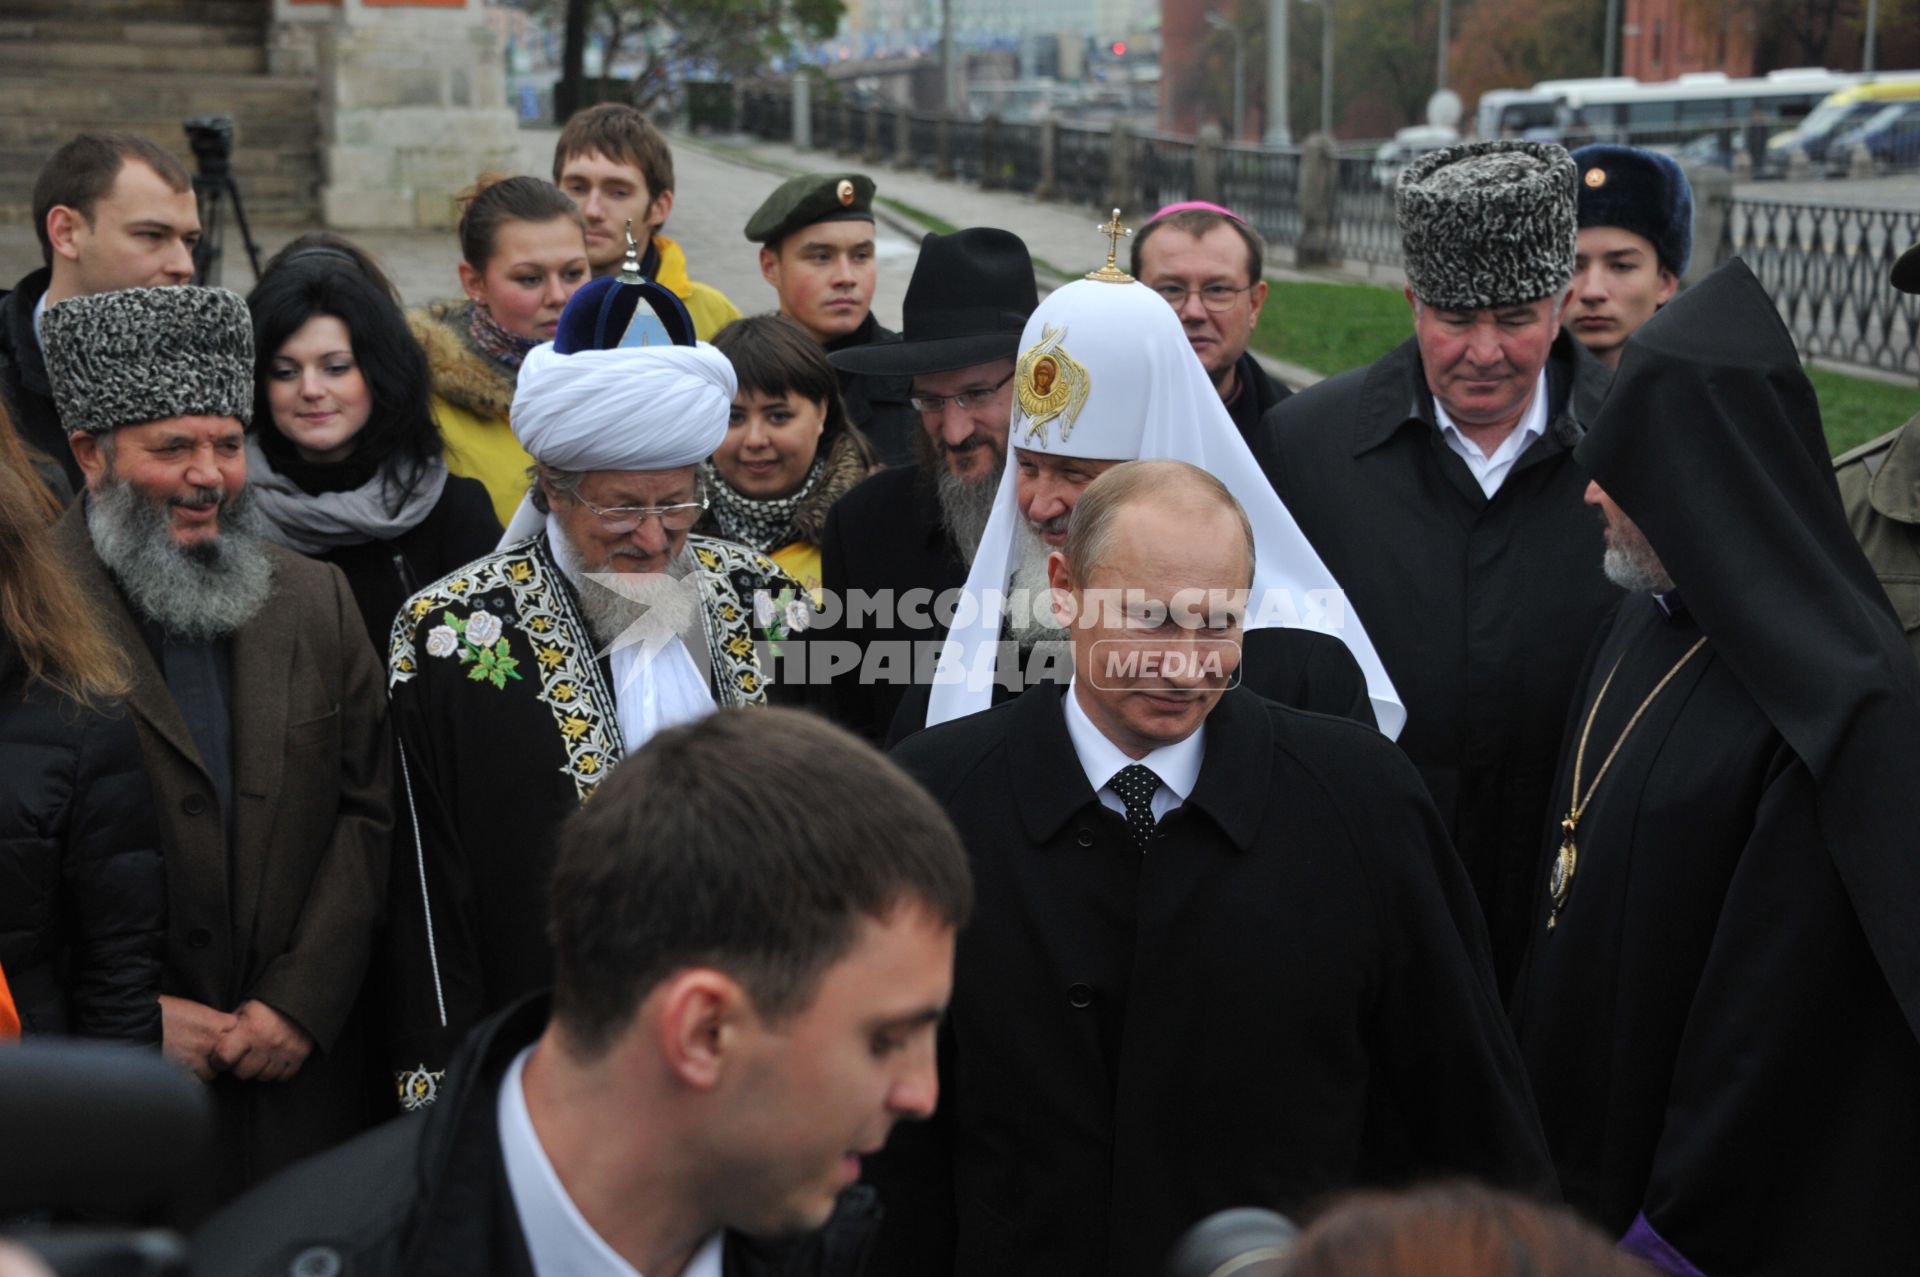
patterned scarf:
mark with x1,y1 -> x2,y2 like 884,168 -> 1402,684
701,456 -> 828,555
467,301 -> 537,370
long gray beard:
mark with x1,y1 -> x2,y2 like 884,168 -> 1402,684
934,460 -> 1003,562
1007,520 -> 1069,648
549,532 -> 700,651
1602,536 -> 1675,596
86,474 -> 275,641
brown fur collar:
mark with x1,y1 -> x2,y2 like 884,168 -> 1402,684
791,429 -> 881,545
408,300 -> 517,422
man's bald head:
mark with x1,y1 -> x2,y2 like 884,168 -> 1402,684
1062,459 -> 1255,588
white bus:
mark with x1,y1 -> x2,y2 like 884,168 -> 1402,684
1475,69 -> 1859,147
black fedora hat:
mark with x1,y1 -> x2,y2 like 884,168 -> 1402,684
830,227 -> 1038,377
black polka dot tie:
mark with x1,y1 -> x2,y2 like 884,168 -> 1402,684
1109,764 -> 1163,853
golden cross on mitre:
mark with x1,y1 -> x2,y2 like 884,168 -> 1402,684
1086,208 -> 1134,283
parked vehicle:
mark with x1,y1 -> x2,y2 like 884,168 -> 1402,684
1370,125 -> 1459,189
1768,79 -> 1920,173
1826,100 -> 1920,173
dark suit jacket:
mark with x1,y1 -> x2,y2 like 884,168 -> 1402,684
0,267 -> 78,492
878,685 -> 1555,1277
51,504 -> 393,1218
813,463 -> 968,743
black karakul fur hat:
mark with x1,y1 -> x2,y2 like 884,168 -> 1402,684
41,286 -> 254,435
1396,140 -> 1578,312
1571,144 -> 1695,278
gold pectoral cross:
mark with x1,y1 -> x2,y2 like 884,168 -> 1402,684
1547,814 -> 1579,930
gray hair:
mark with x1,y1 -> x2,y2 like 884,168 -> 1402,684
529,462 -> 587,514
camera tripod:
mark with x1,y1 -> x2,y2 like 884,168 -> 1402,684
184,114 -> 263,287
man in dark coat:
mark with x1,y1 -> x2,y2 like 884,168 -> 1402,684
1510,261 -> 1920,1276
874,461 -> 1553,1277
0,132 -> 199,493
1131,200 -> 1291,438
1255,141 -> 1618,995
41,285 -> 392,1220
747,172 -> 918,466
909,249 -> 1402,743
196,708 -> 974,1277
814,227 -> 1036,742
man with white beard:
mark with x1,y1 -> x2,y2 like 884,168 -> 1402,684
383,265 -> 800,1109
886,236 -> 1404,744
41,285 -> 392,1219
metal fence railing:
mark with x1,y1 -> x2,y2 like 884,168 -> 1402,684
996,117 -> 1044,191
1135,132 -> 1196,212
1052,121 -> 1109,209
1332,155 -> 1403,268
950,117 -> 985,184
1220,142 -> 1302,248
906,111 -> 939,172
1726,199 -> 1920,379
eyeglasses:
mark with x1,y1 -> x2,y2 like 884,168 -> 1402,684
574,495 -> 708,534
1152,282 -> 1257,313
909,370 -> 1016,415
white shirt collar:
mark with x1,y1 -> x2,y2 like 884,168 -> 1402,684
31,289 -> 47,344
1432,369 -> 1550,499
498,1045 -> 724,1277
1061,680 -> 1205,825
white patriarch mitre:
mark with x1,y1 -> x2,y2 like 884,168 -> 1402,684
497,340 -> 738,548
923,275 -> 1406,737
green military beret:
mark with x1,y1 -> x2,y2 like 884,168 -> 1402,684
744,172 -> 877,246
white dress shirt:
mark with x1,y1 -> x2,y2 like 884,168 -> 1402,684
1062,680 -> 1205,825
499,1045 -> 724,1277
1432,370 -> 1549,499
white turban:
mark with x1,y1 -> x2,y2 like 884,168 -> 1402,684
925,277 -> 1406,737
497,340 -> 737,547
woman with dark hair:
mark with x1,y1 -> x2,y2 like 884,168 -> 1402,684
409,174 -> 590,526
246,253 -> 500,654
0,402 -> 165,1046
701,313 -> 879,597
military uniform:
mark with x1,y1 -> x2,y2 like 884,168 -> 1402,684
1835,414 -> 1920,665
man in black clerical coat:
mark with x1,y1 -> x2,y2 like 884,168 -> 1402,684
814,228 -> 1036,743
1255,141 -> 1618,995
874,460 -> 1554,1277
1510,261 -> 1920,1276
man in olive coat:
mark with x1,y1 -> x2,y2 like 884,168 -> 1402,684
41,285 -> 391,1221
1833,239 -> 1920,665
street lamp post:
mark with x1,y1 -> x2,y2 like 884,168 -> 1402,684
1266,0 -> 1291,145
1435,0 -> 1449,91
1319,0 -> 1333,135
1204,11 -> 1246,141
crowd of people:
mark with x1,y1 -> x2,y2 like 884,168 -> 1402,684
2,105 -> 1919,1277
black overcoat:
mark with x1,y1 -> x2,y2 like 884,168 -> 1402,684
0,267 -> 78,491
812,463 -> 968,743
875,684 -> 1555,1277
1253,331 -> 1618,994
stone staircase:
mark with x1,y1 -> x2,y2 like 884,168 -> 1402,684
0,0 -> 320,226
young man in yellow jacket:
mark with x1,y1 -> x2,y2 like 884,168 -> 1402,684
553,103 -> 742,341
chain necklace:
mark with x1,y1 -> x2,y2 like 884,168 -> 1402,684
1547,634 -> 1708,930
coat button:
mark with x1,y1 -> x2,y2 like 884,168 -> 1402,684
186,927 -> 212,950
289,1248 -> 343,1277
1067,983 -> 1093,1008
1075,827 -> 1094,847
182,793 -> 207,816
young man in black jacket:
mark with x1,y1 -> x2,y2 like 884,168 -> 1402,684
0,132 -> 199,494
195,708 -> 972,1277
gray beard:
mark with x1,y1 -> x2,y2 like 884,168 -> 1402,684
548,531 -> 701,652
1007,520 -> 1069,647
934,459 -> 1004,562
1602,539 -> 1675,596
86,473 -> 275,641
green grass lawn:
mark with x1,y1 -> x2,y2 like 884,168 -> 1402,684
1255,279 -> 1920,458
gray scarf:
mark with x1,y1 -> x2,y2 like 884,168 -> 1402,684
245,437 -> 450,556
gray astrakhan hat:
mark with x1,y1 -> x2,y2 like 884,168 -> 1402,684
41,285 -> 254,436
1396,141 -> 1578,312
